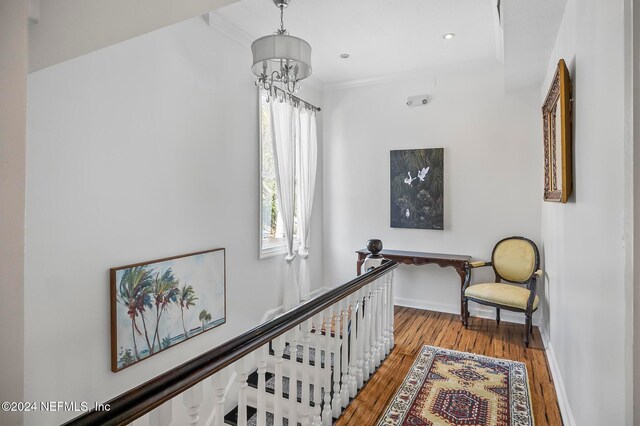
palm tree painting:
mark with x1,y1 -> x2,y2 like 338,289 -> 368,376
116,266 -> 153,362
150,269 -> 180,353
179,285 -> 198,339
111,248 -> 226,372
199,309 -> 212,332
390,148 -> 444,230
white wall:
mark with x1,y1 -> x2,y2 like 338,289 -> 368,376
634,0 -> 640,422
25,17 -> 323,425
322,60 -> 542,323
0,2 -> 28,426
540,0 -> 630,424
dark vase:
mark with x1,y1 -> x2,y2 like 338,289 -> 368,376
366,239 -> 383,258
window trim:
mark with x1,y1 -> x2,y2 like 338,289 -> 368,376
260,237 -> 301,259
258,89 -> 300,259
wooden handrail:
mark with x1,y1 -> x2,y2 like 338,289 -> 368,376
63,259 -> 398,425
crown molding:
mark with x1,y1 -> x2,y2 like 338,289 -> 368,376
205,11 -> 253,48
324,57 -> 502,92
323,66 -> 437,92
300,75 -> 325,91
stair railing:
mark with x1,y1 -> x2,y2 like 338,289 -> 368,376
64,248 -> 397,426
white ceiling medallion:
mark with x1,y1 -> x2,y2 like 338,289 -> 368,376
251,0 -> 312,94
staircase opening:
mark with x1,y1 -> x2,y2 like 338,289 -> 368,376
63,253 -> 398,426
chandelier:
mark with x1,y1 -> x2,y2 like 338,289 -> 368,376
251,0 -> 312,94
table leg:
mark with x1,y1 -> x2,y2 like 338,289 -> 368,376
455,266 -> 468,324
356,255 -> 365,276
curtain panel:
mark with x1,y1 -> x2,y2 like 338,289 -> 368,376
297,107 -> 318,302
269,96 -> 318,310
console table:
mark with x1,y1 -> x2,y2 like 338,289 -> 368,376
356,248 -> 471,322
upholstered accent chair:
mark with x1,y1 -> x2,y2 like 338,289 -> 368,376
462,236 -> 542,346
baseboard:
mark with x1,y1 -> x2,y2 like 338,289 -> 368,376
538,327 -> 576,426
394,297 -> 542,326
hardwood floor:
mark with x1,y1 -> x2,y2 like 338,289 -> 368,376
335,306 -> 562,426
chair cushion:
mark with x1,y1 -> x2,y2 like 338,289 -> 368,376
493,239 -> 536,282
465,283 -> 539,311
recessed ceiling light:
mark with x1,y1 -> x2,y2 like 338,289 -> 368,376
340,53 -> 350,59
443,33 -> 456,40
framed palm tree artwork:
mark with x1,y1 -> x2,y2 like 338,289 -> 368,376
110,248 -> 226,372
390,148 -> 444,230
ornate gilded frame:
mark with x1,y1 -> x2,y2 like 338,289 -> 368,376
542,59 -> 573,202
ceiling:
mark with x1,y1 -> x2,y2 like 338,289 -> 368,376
213,0 -> 501,86
29,0 -> 566,90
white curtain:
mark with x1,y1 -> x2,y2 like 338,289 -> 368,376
270,97 -> 300,310
297,107 -> 318,301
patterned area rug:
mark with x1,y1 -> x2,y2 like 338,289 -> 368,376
378,346 -> 534,426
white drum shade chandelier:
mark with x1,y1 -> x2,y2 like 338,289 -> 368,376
251,0 -> 312,93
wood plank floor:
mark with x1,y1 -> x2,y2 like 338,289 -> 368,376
335,306 -> 562,426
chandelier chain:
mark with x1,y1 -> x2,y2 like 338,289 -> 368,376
280,6 -> 284,32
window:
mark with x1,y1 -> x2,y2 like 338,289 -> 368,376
259,91 -> 299,258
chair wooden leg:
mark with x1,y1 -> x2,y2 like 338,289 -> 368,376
524,315 -> 532,347
496,308 -> 500,327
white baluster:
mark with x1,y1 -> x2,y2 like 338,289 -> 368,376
380,276 -> 388,358
183,381 -> 203,426
356,288 -> 365,389
389,270 -> 395,348
330,304 -> 342,418
289,327 -> 299,426
362,284 -> 372,381
212,369 -> 227,426
348,293 -> 358,398
340,296 -> 350,408
383,274 -> 392,356
273,335 -> 286,426
312,313 -> 323,426
376,278 -> 384,366
301,318 -> 312,425
149,400 -> 172,426
321,308 -> 333,426
379,277 -> 386,358
369,280 -> 378,374
257,345 -> 268,426
380,275 -> 388,362
236,358 -> 250,426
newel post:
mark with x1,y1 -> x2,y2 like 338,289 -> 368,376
363,239 -> 384,273
363,238 -> 395,361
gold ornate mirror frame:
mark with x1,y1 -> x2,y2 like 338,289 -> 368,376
542,59 -> 573,202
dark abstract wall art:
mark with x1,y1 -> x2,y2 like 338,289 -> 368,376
390,148 -> 444,230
